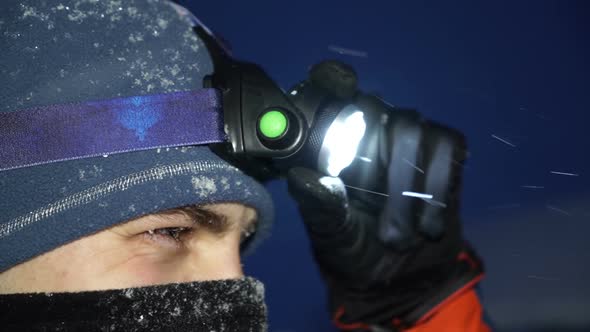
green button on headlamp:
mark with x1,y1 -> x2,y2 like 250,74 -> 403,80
258,109 -> 288,139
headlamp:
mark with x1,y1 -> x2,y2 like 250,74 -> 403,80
195,25 -> 465,204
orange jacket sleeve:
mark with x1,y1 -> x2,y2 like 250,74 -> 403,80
403,289 -> 491,332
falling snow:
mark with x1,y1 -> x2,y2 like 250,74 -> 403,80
328,44 -> 369,58
421,198 -> 447,208
487,203 -> 521,210
491,134 -> 516,147
546,205 -> 572,216
402,157 -> 425,173
527,275 -> 560,281
550,171 -> 579,177
402,191 -> 433,199
344,184 -> 389,197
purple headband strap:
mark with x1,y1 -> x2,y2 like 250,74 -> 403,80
0,89 -> 226,171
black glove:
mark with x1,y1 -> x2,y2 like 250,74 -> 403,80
286,78 -> 483,330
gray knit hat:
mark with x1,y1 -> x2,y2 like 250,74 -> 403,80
0,0 -> 273,272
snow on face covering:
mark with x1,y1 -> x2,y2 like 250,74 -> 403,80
0,277 -> 267,331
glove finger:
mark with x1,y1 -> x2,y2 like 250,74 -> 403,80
378,119 -> 424,250
418,124 -> 467,239
314,206 -> 389,281
286,167 -> 349,231
309,60 -> 358,99
287,167 -> 383,278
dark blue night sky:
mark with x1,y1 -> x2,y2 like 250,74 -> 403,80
180,1 -> 589,331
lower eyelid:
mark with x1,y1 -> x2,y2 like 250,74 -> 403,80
142,229 -> 188,250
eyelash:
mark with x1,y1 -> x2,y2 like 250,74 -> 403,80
143,223 -> 256,247
146,227 -> 192,245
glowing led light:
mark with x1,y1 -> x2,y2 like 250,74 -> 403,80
290,90 -> 298,95
258,110 -> 288,139
322,111 -> 366,176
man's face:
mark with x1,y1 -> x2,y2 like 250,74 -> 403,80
0,203 -> 256,294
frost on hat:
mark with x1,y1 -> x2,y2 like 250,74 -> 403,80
0,0 -> 273,272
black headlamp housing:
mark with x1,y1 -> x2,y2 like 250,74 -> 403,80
195,25 -> 466,198
196,29 -> 303,148
195,25 -> 419,179
196,26 -> 320,179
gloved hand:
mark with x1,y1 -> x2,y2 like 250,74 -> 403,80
286,64 -> 483,330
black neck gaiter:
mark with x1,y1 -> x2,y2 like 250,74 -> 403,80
0,277 -> 267,332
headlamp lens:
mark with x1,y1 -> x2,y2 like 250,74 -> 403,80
321,109 -> 367,177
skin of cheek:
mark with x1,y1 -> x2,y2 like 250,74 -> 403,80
0,234 -> 119,293
88,243 -> 181,289
118,229 -> 245,286
68,234 -> 237,290
0,230 -> 244,293
14,231 -> 157,292
101,253 -> 185,288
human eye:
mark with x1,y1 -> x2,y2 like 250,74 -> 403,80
142,227 -> 194,249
